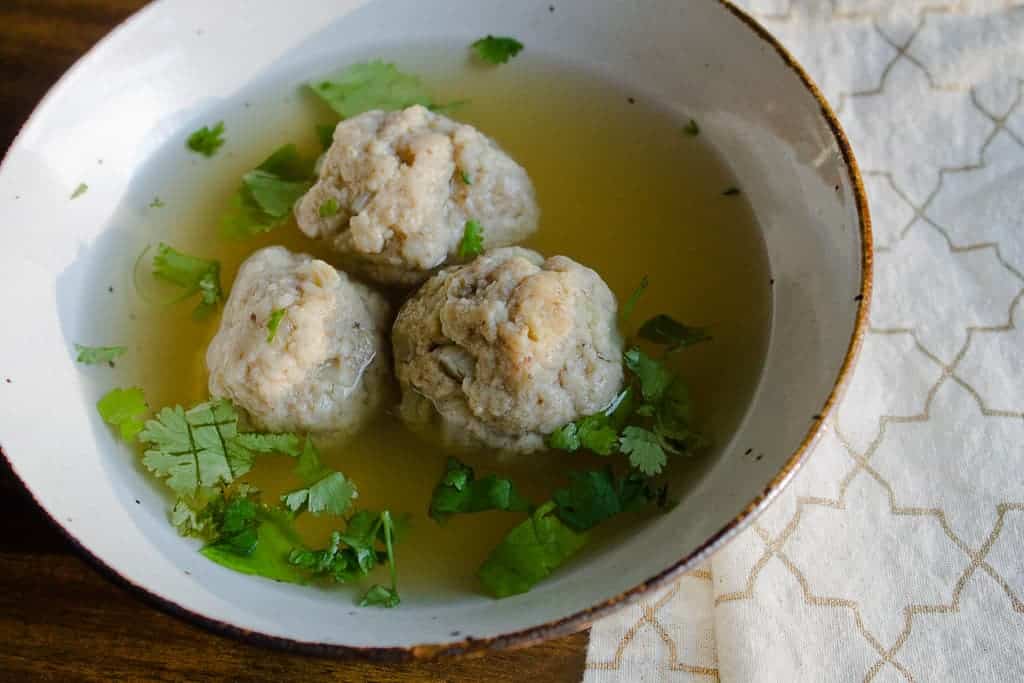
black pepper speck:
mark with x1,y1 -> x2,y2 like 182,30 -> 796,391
744,448 -> 752,455
627,97 -> 636,104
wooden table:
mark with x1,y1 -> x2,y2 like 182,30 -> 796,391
0,2 -> 589,680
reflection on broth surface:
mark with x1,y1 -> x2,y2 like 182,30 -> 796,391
99,55 -> 770,599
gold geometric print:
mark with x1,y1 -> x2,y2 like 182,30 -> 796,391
585,1 -> 1024,680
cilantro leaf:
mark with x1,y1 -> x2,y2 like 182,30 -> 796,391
201,506 -> 309,584
318,198 -> 339,218
360,584 -> 400,608
360,510 -> 400,608
231,432 -> 302,457
220,145 -> 315,239
186,121 -> 225,157
70,183 -> 88,199
96,387 -> 148,441
460,169 -> 473,185
620,275 -> 648,324
619,426 -> 667,476
309,61 -> 432,119
478,502 -> 588,598
266,309 -> 286,343
207,495 -> 260,556
429,457 -> 531,523
547,421 -> 581,451
472,35 -> 524,65
458,220 -> 485,259
547,389 -> 633,455
683,119 -> 700,137
281,438 -> 357,517
75,344 -> 126,365
151,243 -> 222,317
624,348 -> 673,403
553,469 -> 655,531
637,314 -> 709,351
316,123 -> 336,151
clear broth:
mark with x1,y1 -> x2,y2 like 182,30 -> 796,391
101,56 -> 771,598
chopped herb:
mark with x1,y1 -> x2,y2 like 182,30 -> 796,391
472,35 -> 524,65
620,275 -> 649,324
316,123 -> 336,151
318,198 -> 339,218
266,309 -> 286,342
723,187 -> 741,196
201,504 -> 309,584
359,510 -> 400,608
460,169 -> 473,185
547,389 -> 634,455
280,438 -> 358,517
70,183 -> 89,199
220,144 -> 315,238
186,121 -> 226,157
624,348 -> 673,403
138,399 -> 298,498
637,314 -> 710,352
553,469 -> 655,532
75,344 -> 126,365
428,457 -> 531,523
618,426 -> 667,476
683,119 -> 700,137
309,61 -> 432,119
149,196 -> 166,208
458,219 -> 485,259
231,432 -> 302,457
96,387 -> 148,441
151,243 -> 222,317
478,502 -> 588,598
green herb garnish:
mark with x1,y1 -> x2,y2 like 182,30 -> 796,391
96,386 -> 148,441
70,183 -> 88,199
149,196 -> 165,208
472,36 -> 524,65
552,469 -> 656,531
478,502 -> 587,598
458,219 -> 485,259
200,504 -> 309,584
360,511 -> 400,608
266,309 -> 286,343
428,457 -> 531,523
618,426 -> 667,476
683,119 -> 700,137
309,61 -> 432,119
75,344 -> 126,365
151,243 -> 222,317
460,169 -> 473,185
138,399 -> 298,498
318,198 -> 339,218
623,348 -> 673,403
186,122 -> 226,157
220,144 -> 315,239
637,314 -> 709,352
280,438 -> 357,517
620,275 -> 649,324
316,123 -> 336,151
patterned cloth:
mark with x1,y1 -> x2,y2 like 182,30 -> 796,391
585,1 -> 1024,680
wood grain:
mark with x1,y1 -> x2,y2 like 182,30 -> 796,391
0,2 -> 589,680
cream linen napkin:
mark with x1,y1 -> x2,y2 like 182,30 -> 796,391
585,1 -> 1024,680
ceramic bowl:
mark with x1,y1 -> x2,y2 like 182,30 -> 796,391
0,0 -> 870,659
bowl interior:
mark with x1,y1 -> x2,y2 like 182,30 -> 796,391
0,0 -> 866,653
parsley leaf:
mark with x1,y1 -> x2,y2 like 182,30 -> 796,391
478,502 -> 588,598
139,400 -> 298,498
553,469 -> 655,531
201,505 -> 309,584
281,438 -> 357,517
70,183 -> 88,199
472,35 -> 524,65
359,510 -> 400,608
683,119 -> 700,137
429,457 -> 531,523
186,121 -> 225,157
309,61 -> 432,119
620,275 -> 648,324
220,144 -> 315,239
96,387 -> 148,441
637,314 -> 709,352
318,198 -> 339,218
458,220 -> 485,259
266,309 -> 286,343
460,169 -> 473,185
619,426 -> 667,476
151,243 -> 222,317
75,344 -> 126,365
624,348 -> 673,403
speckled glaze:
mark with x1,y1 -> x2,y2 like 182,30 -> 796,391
0,0 -> 869,660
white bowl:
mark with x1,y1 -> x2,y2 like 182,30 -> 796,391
0,0 -> 870,659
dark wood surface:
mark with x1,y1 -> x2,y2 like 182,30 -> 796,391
0,2 -> 589,680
